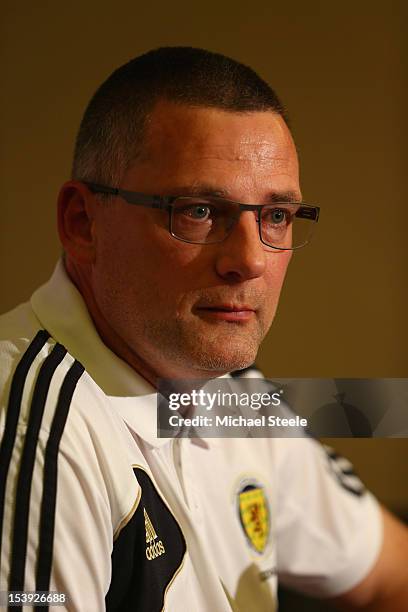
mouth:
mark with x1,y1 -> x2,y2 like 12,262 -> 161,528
195,304 -> 256,322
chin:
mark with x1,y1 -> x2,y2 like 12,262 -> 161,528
189,348 -> 258,375
182,328 -> 261,372
147,320 -> 263,377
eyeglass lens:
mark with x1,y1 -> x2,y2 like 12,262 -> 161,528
170,197 -> 315,249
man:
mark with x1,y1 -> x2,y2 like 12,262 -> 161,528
0,47 -> 407,611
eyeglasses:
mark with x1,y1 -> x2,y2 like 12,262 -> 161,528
84,182 -> 320,250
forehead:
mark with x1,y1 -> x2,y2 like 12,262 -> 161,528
128,100 -> 299,196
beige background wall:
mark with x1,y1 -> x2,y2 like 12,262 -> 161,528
1,1 -> 406,511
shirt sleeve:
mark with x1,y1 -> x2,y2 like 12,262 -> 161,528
274,437 -> 383,598
0,336 -> 138,612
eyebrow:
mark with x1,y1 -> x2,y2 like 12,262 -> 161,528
168,183 -> 302,203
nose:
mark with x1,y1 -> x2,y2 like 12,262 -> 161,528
214,210 -> 266,282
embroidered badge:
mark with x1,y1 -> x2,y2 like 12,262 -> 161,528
237,481 -> 270,554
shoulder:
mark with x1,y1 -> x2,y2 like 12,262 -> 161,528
0,305 -> 139,528
0,301 -> 42,391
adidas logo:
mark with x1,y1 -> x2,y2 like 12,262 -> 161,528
144,508 -> 166,560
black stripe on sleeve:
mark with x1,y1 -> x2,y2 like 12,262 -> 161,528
35,360 -> 85,608
8,343 -> 67,601
0,330 -> 50,562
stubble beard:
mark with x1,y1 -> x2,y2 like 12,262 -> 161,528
142,316 -> 267,376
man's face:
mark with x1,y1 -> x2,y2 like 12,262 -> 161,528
90,101 -> 300,379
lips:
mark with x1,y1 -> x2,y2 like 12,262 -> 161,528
195,303 -> 256,322
197,304 -> 254,312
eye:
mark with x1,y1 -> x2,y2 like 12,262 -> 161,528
175,198 -> 217,222
263,207 -> 290,225
185,205 -> 211,220
270,209 -> 286,224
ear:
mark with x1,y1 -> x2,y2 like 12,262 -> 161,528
57,181 -> 97,264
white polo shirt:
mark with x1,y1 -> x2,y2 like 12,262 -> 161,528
0,260 -> 383,611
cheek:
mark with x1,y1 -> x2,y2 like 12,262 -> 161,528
93,212 -> 209,305
264,251 -> 292,301
267,249 -> 291,277
92,213 -> 148,308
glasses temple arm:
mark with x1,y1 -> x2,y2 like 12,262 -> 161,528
84,182 -> 168,209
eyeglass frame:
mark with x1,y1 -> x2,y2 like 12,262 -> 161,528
83,181 -> 320,251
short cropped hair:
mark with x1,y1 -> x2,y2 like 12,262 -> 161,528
72,46 -> 287,186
